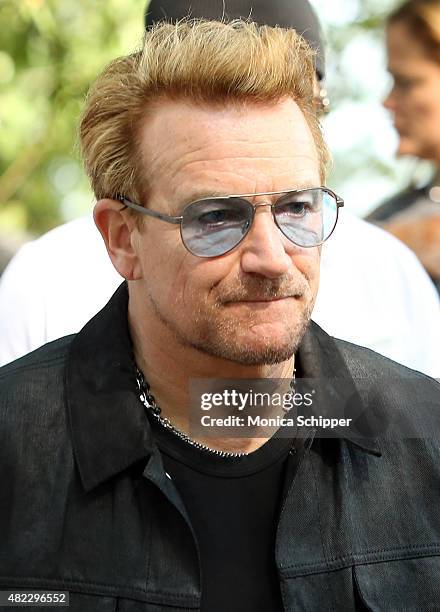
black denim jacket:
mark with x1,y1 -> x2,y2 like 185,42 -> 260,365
1,284 -> 440,611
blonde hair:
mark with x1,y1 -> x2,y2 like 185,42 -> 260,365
388,0 -> 440,62
80,19 -> 329,205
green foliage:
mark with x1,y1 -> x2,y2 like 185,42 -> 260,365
0,0 -> 144,235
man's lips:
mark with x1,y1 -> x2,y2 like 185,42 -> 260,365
224,295 -> 299,304
240,297 -> 290,302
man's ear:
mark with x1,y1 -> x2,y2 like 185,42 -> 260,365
93,199 -> 143,280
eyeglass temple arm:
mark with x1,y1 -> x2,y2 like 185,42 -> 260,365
116,196 -> 182,224
117,190 -> 344,215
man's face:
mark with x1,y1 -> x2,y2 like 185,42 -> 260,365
131,97 -> 321,365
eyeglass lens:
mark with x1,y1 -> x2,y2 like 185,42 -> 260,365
181,188 -> 338,257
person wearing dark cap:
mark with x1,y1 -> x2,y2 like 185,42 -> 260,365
146,0 -> 326,79
1,11 -> 440,612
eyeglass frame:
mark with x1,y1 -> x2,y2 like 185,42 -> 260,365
116,186 -> 344,257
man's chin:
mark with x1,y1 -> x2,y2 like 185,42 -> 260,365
189,325 -> 308,365
189,304 -> 313,365
194,340 -> 298,366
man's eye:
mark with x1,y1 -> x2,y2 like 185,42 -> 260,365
198,209 -> 240,226
283,201 -> 313,216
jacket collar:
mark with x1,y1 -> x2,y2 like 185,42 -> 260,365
298,319 -> 381,457
66,283 -> 156,492
66,283 -> 380,493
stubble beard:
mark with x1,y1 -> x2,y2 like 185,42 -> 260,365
148,274 -> 315,366
190,300 -> 313,365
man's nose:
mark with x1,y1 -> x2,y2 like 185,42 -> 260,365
239,205 -> 294,278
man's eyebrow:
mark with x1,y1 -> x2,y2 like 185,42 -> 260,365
182,189 -> 225,203
177,181 -> 322,208
172,189 -> 227,213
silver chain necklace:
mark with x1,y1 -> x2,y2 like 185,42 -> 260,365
135,366 -> 296,459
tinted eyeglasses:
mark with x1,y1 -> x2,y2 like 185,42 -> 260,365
117,187 -> 344,258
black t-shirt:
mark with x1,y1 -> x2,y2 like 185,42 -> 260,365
150,419 -> 295,612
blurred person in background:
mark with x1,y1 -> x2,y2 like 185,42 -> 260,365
369,0 -> 440,293
0,0 -> 439,377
